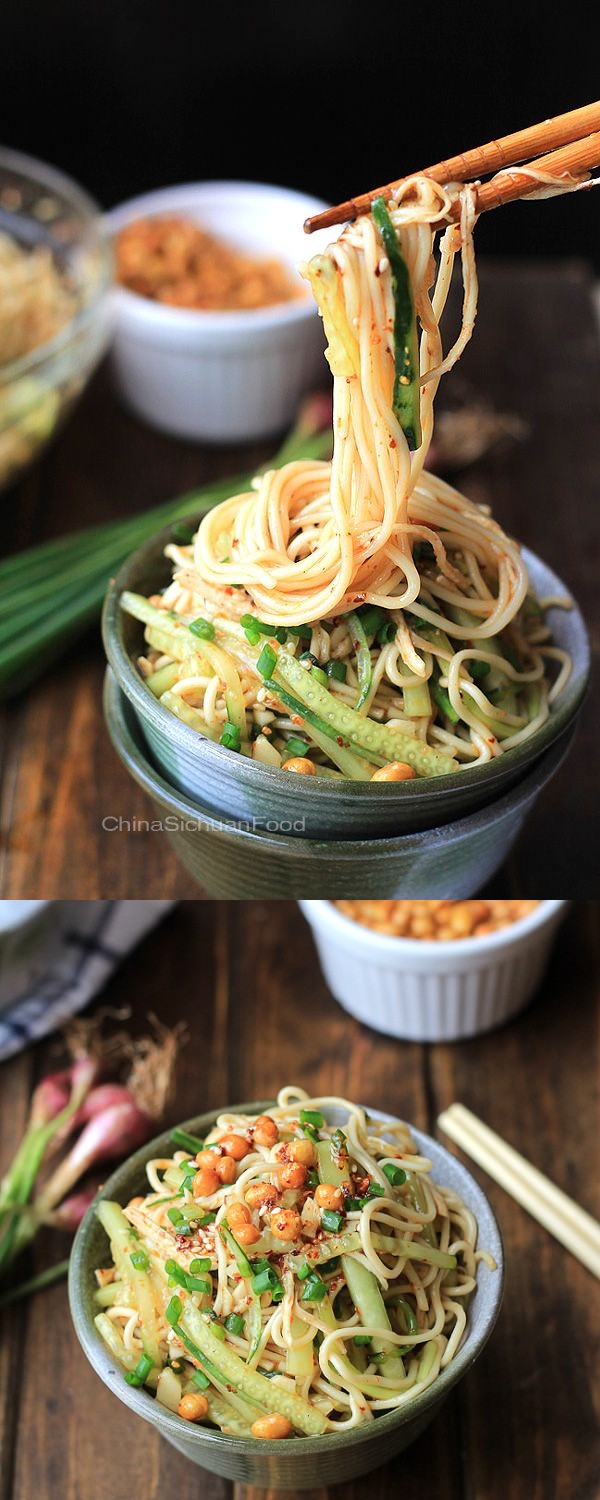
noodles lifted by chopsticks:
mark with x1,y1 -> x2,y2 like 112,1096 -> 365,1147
122,175 -> 572,779
93,1087 -> 494,1436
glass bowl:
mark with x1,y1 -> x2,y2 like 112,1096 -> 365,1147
0,147 -> 113,493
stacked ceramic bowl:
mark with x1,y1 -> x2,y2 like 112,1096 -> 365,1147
102,511 -> 589,897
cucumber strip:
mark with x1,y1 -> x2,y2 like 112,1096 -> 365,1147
94,1312 -> 140,1375
205,1390 -> 255,1437
402,673 -> 432,718
371,197 -> 422,449
286,1315 -> 315,1378
273,651 -> 456,777
122,593 -> 247,738
316,1139 -> 352,1189
405,1174 -> 437,1248
220,1223 -> 263,1365
159,689 -> 221,740
96,1200 -> 162,1368
341,1256 -> 404,1375
430,677 -> 460,725
180,1303 -> 329,1435
270,677 -> 377,778
94,1280 -> 125,1307
146,662 -> 181,697
347,611 -> 372,711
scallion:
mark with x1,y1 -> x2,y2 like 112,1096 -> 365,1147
224,1313 -> 244,1336
299,1108 -> 324,1129
130,1249 -> 150,1272
189,617 -> 216,641
300,1274 -> 328,1303
257,643 -> 277,679
326,659 -> 347,682
172,1127 -> 205,1154
166,1295 -> 183,1326
383,1163 -> 407,1187
321,1209 -> 344,1233
124,1352 -> 154,1387
191,1369 -> 210,1390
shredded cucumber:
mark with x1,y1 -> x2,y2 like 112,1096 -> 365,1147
179,1302 -> 329,1435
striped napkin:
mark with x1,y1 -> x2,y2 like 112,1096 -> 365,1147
0,901 -> 174,1062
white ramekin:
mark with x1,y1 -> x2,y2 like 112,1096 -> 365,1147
299,900 -> 568,1042
105,180 -> 333,442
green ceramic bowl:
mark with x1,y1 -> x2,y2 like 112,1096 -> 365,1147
102,514 -> 589,839
69,1101 -> 504,1489
104,668 -> 575,897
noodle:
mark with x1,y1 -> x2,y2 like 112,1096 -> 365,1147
123,177 -> 572,778
93,1088 -> 494,1436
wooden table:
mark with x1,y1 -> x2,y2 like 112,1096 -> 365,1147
0,898 -> 598,1500
1,260 -> 599,897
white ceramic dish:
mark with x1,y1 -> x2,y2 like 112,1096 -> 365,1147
300,900 -> 568,1042
106,180 -> 332,442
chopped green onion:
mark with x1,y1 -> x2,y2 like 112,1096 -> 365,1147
300,1108 -> 324,1129
168,1208 -> 183,1227
377,621 -> 397,645
190,1258 -> 212,1273
196,1212 -> 217,1228
189,617 -> 216,641
322,1256 -> 340,1273
240,613 -> 286,644
353,1335 -> 371,1347
169,1357 -> 186,1373
326,660 -> 347,682
356,605 -> 387,637
345,1197 -> 363,1213
383,1163 -> 407,1187
257,643 -> 277,679
252,1265 -> 282,1296
331,1129 -> 347,1151
311,666 -> 328,687
211,1321 -> 226,1341
181,1174 -> 196,1194
124,1352 -> 154,1387
301,1123 -> 321,1143
220,721 -> 242,752
166,1295 -> 183,1326
321,1209 -> 344,1233
271,1283 -> 285,1303
172,1128 -> 205,1154
299,652 -> 320,668
300,1274 -> 328,1303
307,1169 -> 319,1189
296,1262 -> 313,1281
286,624 -> 312,639
224,1313 -> 244,1336
364,1182 -> 385,1200
130,1249 -> 150,1271
191,1369 -> 210,1390
285,736 -> 311,757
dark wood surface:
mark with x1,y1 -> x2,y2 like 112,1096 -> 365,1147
0,898 -> 598,1500
0,260 -> 599,897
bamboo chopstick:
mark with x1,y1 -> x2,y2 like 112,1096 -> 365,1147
304,99 -> 600,232
438,1103 -> 600,1280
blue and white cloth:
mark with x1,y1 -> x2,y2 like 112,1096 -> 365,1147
0,901 -> 174,1062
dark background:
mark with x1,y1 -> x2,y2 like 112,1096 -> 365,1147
2,0 -> 599,266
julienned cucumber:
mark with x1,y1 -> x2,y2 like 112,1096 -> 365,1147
180,1302 -> 329,1435
371,196 -> 422,451
272,651 -> 456,777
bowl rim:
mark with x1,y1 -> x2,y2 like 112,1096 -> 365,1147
69,1100 -> 505,1458
102,514 -> 590,807
103,667 -> 573,855
105,178 -> 331,333
0,144 -> 113,384
299,898 -> 569,959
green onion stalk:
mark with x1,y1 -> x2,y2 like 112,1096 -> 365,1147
0,395 -> 333,699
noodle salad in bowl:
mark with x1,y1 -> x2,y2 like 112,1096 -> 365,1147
120,176 -> 574,784
90,1088 -> 498,1439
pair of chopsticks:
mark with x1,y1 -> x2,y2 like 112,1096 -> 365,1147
304,100 -> 600,232
438,1103 -> 600,1280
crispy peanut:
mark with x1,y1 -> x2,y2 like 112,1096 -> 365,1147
245,1183 -> 280,1210
178,1393 -> 209,1422
253,1115 -> 279,1148
315,1183 -> 344,1211
289,1139 -> 317,1167
280,1161 -> 307,1190
219,1133 -> 251,1161
251,1414 -> 293,1439
269,1208 -> 302,1241
235,1222 -> 261,1246
192,1166 -> 220,1199
225,1201 -> 251,1229
214,1155 -> 237,1184
198,1148 -> 222,1170
282,757 -> 315,775
371,761 -> 417,782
